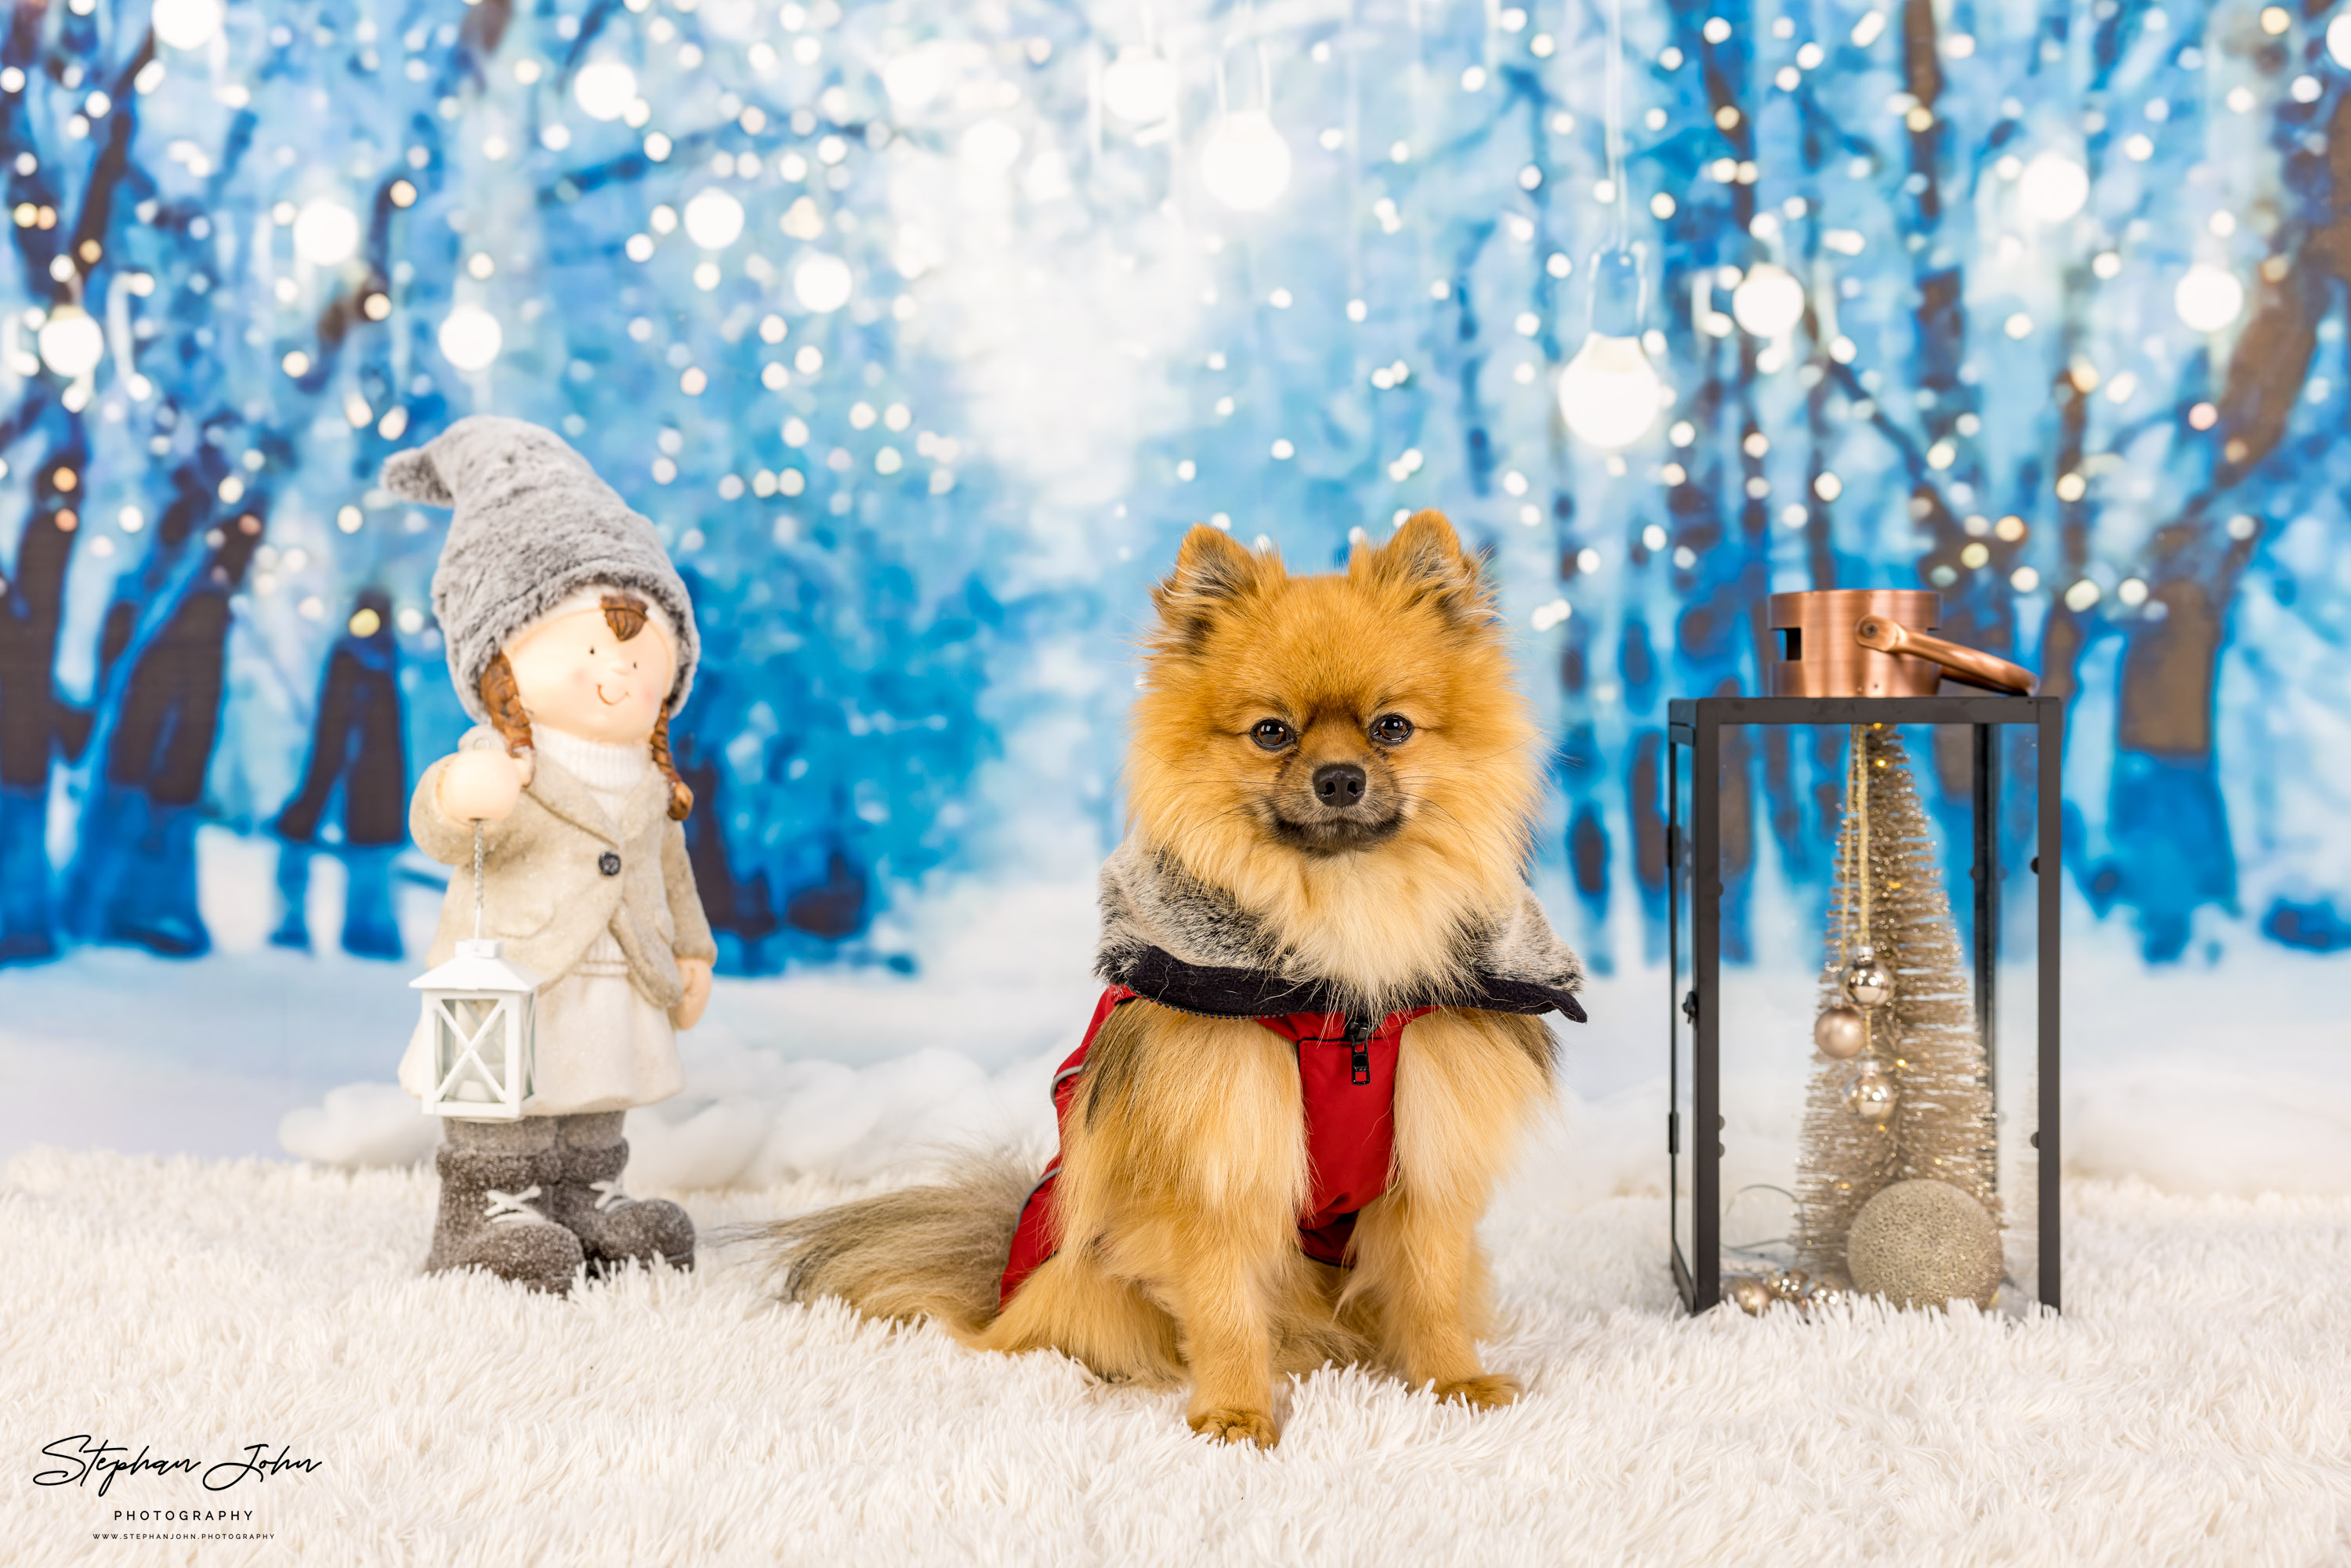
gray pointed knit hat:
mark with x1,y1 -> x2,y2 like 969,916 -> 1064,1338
382,416 -> 698,723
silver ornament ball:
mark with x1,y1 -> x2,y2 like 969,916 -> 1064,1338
1845,1179 -> 2004,1310
1813,1005 -> 1868,1059
1802,1274 -> 1852,1310
1842,955 -> 1896,1009
1842,1061 -> 1897,1123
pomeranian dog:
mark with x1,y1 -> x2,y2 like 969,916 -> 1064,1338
759,511 -> 1584,1447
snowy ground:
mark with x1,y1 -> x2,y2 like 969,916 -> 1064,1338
5,1150 -> 2347,1566
4,827 -> 2350,1198
10,833 -> 2351,1563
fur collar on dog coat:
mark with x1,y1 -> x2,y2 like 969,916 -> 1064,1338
998,842 -> 1586,1304
1092,837 -> 1588,1023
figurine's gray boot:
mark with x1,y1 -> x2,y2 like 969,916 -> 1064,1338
546,1113 -> 695,1272
424,1118 -> 583,1294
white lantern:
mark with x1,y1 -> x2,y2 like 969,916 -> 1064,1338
412,937 -> 540,1119
414,823 -> 538,1119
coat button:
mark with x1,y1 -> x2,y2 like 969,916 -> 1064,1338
598,851 -> 622,877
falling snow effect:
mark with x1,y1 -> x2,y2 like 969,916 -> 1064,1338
1,0 -> 2346,989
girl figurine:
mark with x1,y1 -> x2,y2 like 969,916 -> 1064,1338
385,417 -> 717,1294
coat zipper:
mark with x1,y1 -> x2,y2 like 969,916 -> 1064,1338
1344,1013 -> 1375,1085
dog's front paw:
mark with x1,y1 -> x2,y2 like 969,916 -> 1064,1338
1433,1373 -> 1520,1410
1188,1407 -> 1280,1448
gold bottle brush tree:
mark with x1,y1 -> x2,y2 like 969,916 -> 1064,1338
1791,724 -> 1999,1286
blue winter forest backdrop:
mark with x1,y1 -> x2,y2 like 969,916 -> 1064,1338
5,0 -> 2350,1171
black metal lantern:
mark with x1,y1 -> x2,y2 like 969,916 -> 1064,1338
1667,691 -> 2062,1315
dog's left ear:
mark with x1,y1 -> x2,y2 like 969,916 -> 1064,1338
1353,509 -> 1494,623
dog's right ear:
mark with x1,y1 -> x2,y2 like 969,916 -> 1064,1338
1151,525 -> 1278,653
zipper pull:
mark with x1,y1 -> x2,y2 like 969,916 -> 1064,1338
1345,1014 -> 1374,1085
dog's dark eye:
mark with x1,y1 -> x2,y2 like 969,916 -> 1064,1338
1371,714 -> 1415,745
1251,719 -> 1294,751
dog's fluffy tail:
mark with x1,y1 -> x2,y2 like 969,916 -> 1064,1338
752,1153 -> 1036,1338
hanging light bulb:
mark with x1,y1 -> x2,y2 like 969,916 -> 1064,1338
2017,151 -> 2090,224
2174,263 -> 2245,333
1102,45 -> 1179,125
572,60 -> 639,121
1730,262 -> 1806,339
1199,110 -> 1291,211
1556,246 -> 1661,449
683,189 -> 745,249
1553,0 -> 1664,448
36,304 -> 105,379
151,0 -> 225,51
1558,335 -> 1663,448
792,252 -> 853,313
437,305 -> 503,371
292,199 -> 360,267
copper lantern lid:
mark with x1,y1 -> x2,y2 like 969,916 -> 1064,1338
1765,589 -> 2038,697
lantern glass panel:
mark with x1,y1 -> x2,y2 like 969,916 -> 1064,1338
1668,698 -> 2057,1316
431,991 -> 537,1107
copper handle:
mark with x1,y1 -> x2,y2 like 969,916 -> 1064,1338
1853,616 -> 2038,696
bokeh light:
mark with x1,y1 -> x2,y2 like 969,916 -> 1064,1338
2174,264 -> 2245,333
35,306 -> 104,378
150,0 -> 224,51
436,305 -> 504,372
572,60 -> 639,121
792,252 -> 853,313
291,201 -> 360,268
1199,111 -> 1292,211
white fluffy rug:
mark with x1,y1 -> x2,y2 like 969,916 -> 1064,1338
5,1149 -> 2348,1567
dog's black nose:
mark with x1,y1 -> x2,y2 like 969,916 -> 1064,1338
1312,763 -> 1367,807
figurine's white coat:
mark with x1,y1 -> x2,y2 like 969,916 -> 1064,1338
400,726 -> 715,1116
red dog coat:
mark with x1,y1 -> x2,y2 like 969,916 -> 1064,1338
999,987 -> 1435,1305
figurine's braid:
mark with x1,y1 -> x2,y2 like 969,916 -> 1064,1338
478,652 -> 533,756
650,705 -> 694,821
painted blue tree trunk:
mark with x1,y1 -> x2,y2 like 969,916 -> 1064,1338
0,0 -> 2337,976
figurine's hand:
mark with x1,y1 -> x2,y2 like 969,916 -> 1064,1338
437,748 -> 531,822
674,958 -> 714,1030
